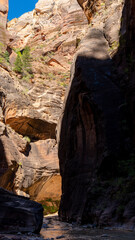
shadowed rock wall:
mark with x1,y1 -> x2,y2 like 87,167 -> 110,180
58,0 -> 135,227
124,0 -> 135,145
58,28 -> 123,223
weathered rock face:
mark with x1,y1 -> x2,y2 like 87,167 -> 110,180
0,0 -> 8,28
25,174 -> 61,202
0,0 -> 8,44
7,0 -> 87,49
16,139 -> 59,189
0,0 -> 87,204
0,61 -> 61,200
0,188 -> 43,233
77,0 -> 100,23
1,0 -> 135,228
58,0 -> 135,227
58,27 -> 123,223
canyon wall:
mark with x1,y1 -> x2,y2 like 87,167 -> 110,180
0,0 -> 87,206
124,0 -> 135,145
58,0 -> 135,228
0,0 -> 8,44
0,0 -> 135,228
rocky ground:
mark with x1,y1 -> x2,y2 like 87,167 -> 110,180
0,214 -> 135,240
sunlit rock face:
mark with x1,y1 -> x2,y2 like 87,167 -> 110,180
7,0 -> 87,49
0,0 -> 87,203
0,0 -> 8,28
35,0 -> 81,14
0,0 -> 8,44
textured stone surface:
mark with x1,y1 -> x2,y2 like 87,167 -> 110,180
1,0 -> 135,229
25,174 -> 61,202
16,139 -> 59,189
7,0 -> 87,49
58,27 -> 123,223
77,0 -> 100,23
0,0 -> 88,200
0,66 -> 60,196
0,187 -> 43,233
0,0 -> 8,44
0,0 -> 8,28
58,0 -> 135,227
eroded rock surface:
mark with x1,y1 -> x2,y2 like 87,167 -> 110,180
58,27 -> 123,223
0,0 -> 87,203
58,0 -> 135,227
0,188 -> 43,233
0,0 -> 9,47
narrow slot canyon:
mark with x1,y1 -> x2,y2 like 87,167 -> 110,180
0,0 -> 135,239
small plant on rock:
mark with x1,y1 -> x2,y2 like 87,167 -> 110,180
13,54 -> 23,73
13,46 -> 33,80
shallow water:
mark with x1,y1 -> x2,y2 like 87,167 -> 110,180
41,215 -> 135,240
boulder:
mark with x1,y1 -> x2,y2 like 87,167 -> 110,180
0,188 -> 43,233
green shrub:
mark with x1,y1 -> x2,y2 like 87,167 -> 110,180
41,198 -> 60,215
13,54 -> 23,73
3,50 -> 10,62
13,46 -> 33,79
23,136 -> 31,143
0,42 -> 10,64
22,46 -> 32,74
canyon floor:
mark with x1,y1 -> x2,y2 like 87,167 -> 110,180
0,214 -> 135,240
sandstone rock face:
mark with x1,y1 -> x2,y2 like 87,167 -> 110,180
1,0 -> 134,228
0,188 -> 43,233
0,0 -> 8,26
7,0 -> 87,49
0,64 -> 61,197
0,0 -> 8,44
58,0 -> 135,227
17,139 -> 59,189
77,0 -> 100,23
26,175 -> 61,202
58,27 -> 123,223
0,0 -> 87,204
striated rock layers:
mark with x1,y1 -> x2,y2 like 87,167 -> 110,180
0,0 -> 87,204
58,0 -> 135,228
7,0 -> 87,49
0,66 -> 61,199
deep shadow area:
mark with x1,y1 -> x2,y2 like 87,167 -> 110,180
0,139 -> 8,176
0,139 -> 19,191
58,1 -> 135,227
6,117 -> 56,141
113,0 -> 135,146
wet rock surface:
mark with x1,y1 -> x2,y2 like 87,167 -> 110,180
41,215 -> 135,240
0,215 -> 135,240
